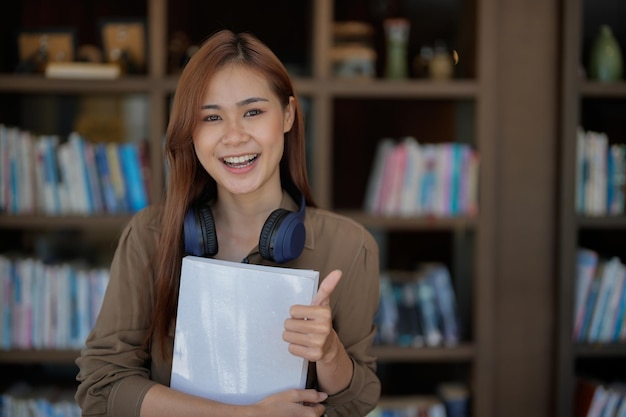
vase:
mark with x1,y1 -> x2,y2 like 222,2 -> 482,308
384,18 -> 410,79
589,25 -> 623,82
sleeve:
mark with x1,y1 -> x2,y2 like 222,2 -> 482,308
75,210 -> 160,417
324,227 -> 381,417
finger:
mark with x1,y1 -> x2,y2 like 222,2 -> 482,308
311,270 -> 342,306
297,389 -> 328,404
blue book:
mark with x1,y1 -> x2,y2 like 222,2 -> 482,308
119,143 -> 149,213
579,269 -> 602,342
588,257 -> 621,342
94,143 -> 119,214
612,269 -> 626,341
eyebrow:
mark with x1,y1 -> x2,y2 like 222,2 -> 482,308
201,97 -> 269,110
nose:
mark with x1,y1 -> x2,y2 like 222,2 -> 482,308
221,120 -> 249,145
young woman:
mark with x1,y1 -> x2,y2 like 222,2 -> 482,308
75,30 -> 381,417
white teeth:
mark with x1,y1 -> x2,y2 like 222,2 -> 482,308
222,154 -> 257,165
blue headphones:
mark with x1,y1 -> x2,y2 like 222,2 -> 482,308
183,189 -> 306,263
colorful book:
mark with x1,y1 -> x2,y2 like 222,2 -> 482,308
119,143 -> 149,212
573,248 -> 599,340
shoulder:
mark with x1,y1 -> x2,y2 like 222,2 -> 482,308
305,206 -> 378,253
117,204 -> 164,254
127,203 -> 164,233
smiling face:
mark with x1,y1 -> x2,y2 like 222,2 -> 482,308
192,64 -> 295,200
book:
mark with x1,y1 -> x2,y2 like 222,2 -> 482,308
44,62 -> 121,79
424,263 -> 460,346
119,143 -> 149,212
598,260 -> 625,342
587,257 -> 621,342
364,138 -> 394,214
170,256 -> 319,405
573,248 -> 599,340
575,378 -> 600,417
415,273 -> 443,347
438,382 -> 470,417
578,264 -> 603,342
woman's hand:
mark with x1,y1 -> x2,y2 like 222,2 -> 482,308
283,270 -> 353,395
253,389 -> 327,417
284,270 -> 343,363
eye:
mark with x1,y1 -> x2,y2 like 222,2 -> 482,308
244,109 -> 263,117
203,114 -> 221,122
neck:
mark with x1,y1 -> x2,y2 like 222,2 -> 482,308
211,186 -> 284,262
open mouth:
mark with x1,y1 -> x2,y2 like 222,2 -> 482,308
222,154 -> 258,168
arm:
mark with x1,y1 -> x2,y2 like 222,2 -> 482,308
284,226 -> 381,416
140,384 -> 327,417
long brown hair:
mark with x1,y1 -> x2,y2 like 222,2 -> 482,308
149,30 -> 317,353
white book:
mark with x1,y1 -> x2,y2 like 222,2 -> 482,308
171,256 -> 320,405
399,137 -> 423,217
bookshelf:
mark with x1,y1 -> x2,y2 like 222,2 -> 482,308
0,0 -> 496,415
557,0 -> 626,415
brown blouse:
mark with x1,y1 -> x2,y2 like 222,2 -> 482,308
75,194 -> 381,417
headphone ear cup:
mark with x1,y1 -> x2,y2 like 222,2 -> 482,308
183,205 -> 218,257
259,209 -> 305,263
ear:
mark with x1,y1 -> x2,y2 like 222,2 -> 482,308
283,96 -> 296,133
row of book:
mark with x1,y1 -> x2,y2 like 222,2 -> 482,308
0,255 -> 109,350
375,263 -> 460,348
0,382 -> 80,417
576,127 -> 626,216
575,379 -> 626,417
366,384 -> 469,417
364,137 -> 479,218
573,248 -> 626,343
0,124 -> 151,216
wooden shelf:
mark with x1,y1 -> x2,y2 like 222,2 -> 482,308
339,211 -> 476,231
574,343 -> 626,358
557,1 -> 626,415
323,79 -> 478,99
0,74 -> 155,94
0,349 -> 80,364
0,0 -> 496,415
577,215 -> 626,229
372,344 -> 475,363
579,81 -> 626,98
0,214 -> 132,231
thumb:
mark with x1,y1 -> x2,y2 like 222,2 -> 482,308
311,270 -> 342,306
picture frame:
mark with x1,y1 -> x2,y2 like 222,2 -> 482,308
100,18 -> 147,73
17,29 -> 76,64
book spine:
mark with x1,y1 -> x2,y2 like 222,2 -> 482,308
573,248 -> 599,340
94,143 -> 119,214
119,143 -> 149,212
106,143 -> 129,212
415,277 -> 443,347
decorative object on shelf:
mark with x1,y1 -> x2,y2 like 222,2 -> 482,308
429,40 -> 458,81
331,21 -> 377,79
100,19 -> 147,74
167,31 -> 193,74
383,18 -> 410,79
15,29 -> 76,73
413,45 -> 434,78
589,24 -> 623,82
